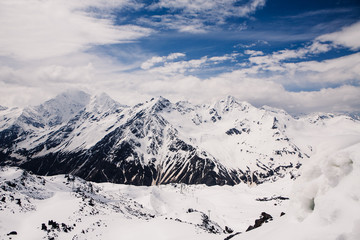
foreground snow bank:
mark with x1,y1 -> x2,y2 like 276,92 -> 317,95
0,166 -> 292,240
234,142 -> 360,240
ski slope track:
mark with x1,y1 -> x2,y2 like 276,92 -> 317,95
0,90 -> 359,186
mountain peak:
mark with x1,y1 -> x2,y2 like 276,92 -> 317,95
0,105 -> 8,111
55,89 -> 90,103
260,105 -> 289,116
150,96 -> 170,103
213,95 -> 252,113
19,90 -> 91,128
89,93 -> 127,114
148,96 -> 171,113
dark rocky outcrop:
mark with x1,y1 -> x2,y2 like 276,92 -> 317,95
246,212 -> 273,232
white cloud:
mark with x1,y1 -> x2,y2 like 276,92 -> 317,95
238,22 -> 360,90
0,0 -> 152,60
317,21 -> 360,50
141,57 -> 166,70
242,51 -> 360,92
0,4 -> 359,116
101,69 -> 360,115
248,41 -> 331,68
244,50 -> 264,56
141,53 -> 240,75
149,57 -> 208,75
235,40 -> 269,49
137,14 -> 208,34
209,56 -> 232,62
209,53 -> 240,62
152,0 -> 266,18
292,53 -> 360,84
167,53 -> 186,60
141,52 -> 186,70
144,0 -> 266,33
1,50 -> 360,115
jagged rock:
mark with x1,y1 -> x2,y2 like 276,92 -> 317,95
7,231 -> 17,236
246,212 -> 273,232
41,223 -> 47,231
224,232 -> 241,240
224,226 -> 234,233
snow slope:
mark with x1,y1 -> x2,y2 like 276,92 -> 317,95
232,127 -> 360,240
2,139 -> 358,240
0,166 -> 291,240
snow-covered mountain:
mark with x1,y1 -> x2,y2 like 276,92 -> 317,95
0,91 -> 359,186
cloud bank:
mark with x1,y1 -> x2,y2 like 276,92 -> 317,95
0,1 -> 359,116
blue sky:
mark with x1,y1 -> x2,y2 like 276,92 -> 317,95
0,0 -> 359,114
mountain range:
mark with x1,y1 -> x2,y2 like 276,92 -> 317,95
0,90 -> 358,186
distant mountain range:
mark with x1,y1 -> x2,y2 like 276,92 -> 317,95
0,90 -> 358,186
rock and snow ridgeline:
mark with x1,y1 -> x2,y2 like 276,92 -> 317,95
2,90 -> 356,186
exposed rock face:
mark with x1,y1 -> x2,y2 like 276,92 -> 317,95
246,212 -> 273,232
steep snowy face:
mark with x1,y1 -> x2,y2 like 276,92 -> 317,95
17,90 -> 91,128
88,93 -> 127,115
0,107 -> 22,131
0,91 -> 359,186
16,92 -> 129,154
161,96 -> 305,183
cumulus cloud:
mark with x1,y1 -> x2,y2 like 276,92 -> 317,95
97,69 -> 360,115
204,71 -> 360,114
0,0 -> 152,60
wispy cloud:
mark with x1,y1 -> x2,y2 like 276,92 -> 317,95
244,50 -> 264,56
151,0 -> 266,18
141,52 -> 186,70
247,41 -> 331,69
240,21 -> 360,88
139,0 -> 266,33
141,52 -> 240,75
282,8 -> 354,20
